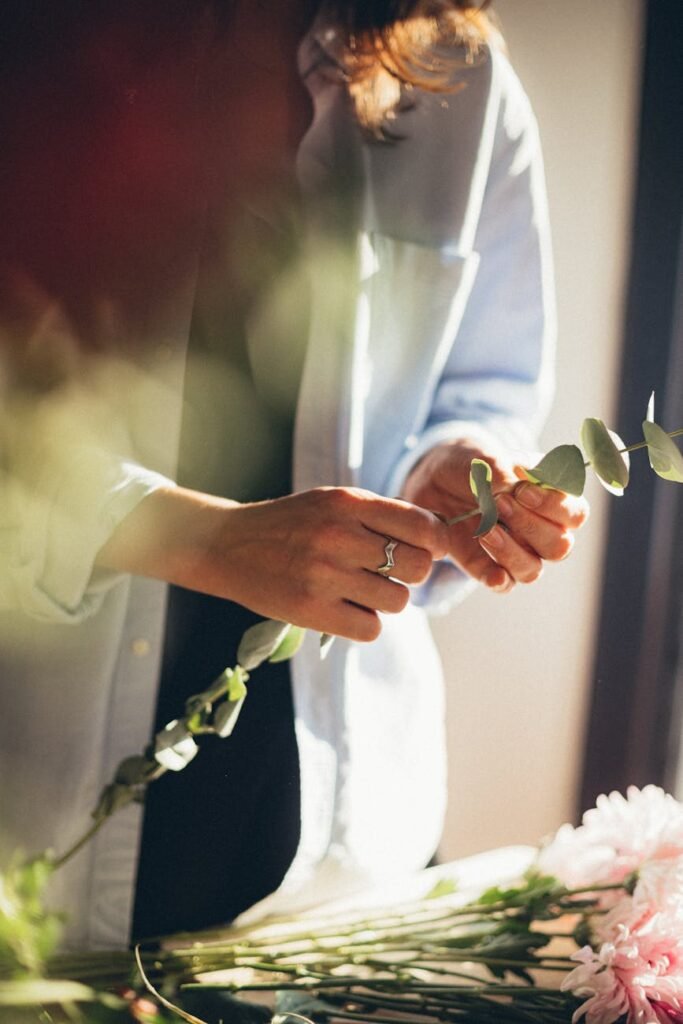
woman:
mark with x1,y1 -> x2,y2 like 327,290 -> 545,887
0,0 -> 586,949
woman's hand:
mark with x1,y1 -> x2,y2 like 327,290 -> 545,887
96,485 -> 449,642
402,435 -> 589,593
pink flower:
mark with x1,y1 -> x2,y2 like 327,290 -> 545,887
651,1005 -> 683,1024
562,894 -> 683,1024
634,858 -> 683,916
539,787 -> 683,892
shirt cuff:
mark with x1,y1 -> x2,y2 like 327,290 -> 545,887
2,448 -> 174,624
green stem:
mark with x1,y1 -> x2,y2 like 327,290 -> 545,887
50,817 -> 109,871
446,508 -> 481,526
619,427 -> 683,455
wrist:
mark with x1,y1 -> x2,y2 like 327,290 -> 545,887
95,486 -> 242,594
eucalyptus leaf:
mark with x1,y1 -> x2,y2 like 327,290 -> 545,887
181,988 -> 271,1024
642,420 -> 683,482
646,390 -> 656,422
153,720 -> 199,772
227,666 -> 248,703
0,978 -> 97,1006
237,619 -> 291,671
425,877 -> 458,899
14,856 -> 54,901
114,755 -> 156,787
524,444 -> 586,496
93,782 -> 137,821
581,418 -> 629,493
189,668 -> 234,711
469,458 -> 498,537
276,990 -> 339,1022
269,625 -> 305,663
213,696 -> 246,738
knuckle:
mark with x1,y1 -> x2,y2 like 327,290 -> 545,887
551,532 -> 574,561
519,558 -> 544,584
411,548 -> 433,583
359,615 -> 382,642
389,582 -> 410,612
569,505 -> 590,529
296,572 -> 319,606
516,515 -> 538,541
327,487 -> 356,513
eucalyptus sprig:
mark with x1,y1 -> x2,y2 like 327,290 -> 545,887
0,621 -> 306,1012
449,395 -> 683,533
50,620 -> 305,873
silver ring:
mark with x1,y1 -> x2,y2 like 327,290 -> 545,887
377,538 -> 398,576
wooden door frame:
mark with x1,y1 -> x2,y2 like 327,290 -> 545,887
579,0 -> 683,812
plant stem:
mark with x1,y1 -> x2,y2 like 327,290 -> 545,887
446,508 -> 480,526
50,818 -> 109,871
619,427 -> 683,455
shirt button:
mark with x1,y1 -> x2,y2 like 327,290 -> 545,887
131,638 -> 151,657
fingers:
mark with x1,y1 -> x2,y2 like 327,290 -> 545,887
513,474 -> 590,530
479,523 -> 544,585
215,485 -> 448,643
356,529 -> 434,585
496,494 -> 574,562
354,492 -> 450,561
322,602 -> 383,644
443,515 -> 515,594
475,482 -> 589,587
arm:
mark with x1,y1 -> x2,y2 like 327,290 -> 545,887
95,484 -> 449,642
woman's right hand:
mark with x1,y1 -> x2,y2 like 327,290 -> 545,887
96,485 -> 449,642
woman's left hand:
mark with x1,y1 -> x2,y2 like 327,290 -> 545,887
402,435 -> 589,593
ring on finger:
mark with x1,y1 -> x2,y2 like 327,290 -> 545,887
377,538 -> 398,576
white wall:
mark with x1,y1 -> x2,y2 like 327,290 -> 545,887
436,0 -> 644,859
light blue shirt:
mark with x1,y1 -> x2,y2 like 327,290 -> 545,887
0,31 -> 554,947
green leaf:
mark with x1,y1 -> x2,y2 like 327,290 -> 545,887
642,420 -> 683,482
115,755 -> 156,787
14,856 -> 54,903
237,620 -> 291,671
469,458 -> 498,537
213,696 -> 246,738
581,418 -> 629,493
524,444 -> 586,496
93,782 -> 137,821
227,666 -> 248,703
153,721 -> 199,772
188,669 -> 234,711
0,978 -> 97,1005
269,625 -> 305,663
425,877 -> 458,899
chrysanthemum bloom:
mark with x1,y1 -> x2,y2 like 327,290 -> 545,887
538,787 -> 683,892
562,890 -> 683,1024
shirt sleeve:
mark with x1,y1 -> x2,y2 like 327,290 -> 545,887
0,446 -> 173,624
0,350 -> 179,624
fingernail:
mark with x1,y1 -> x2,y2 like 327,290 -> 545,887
482,526 -> 504,549
485,568 -> 512,592
497,495 -> 514,517
516,483 -> 543,509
